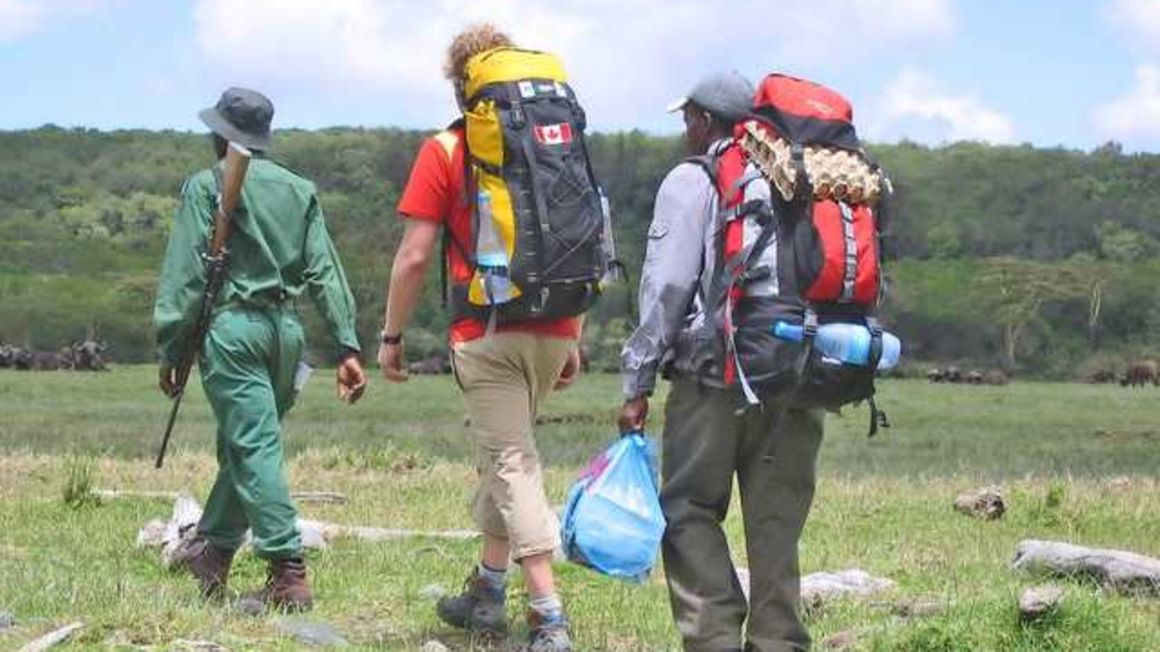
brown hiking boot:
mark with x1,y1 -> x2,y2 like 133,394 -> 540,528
251,556 -> 313,612
435,569 -> 507,641
181,536 -> 236,600
525,608 -> 571,652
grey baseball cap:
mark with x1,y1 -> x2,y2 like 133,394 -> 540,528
198,87 -> 275,151
667,71 -> 755,123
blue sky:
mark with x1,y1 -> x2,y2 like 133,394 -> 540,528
3,0 -> 1160,150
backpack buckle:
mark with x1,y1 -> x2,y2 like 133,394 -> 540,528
803,310 -> 819,338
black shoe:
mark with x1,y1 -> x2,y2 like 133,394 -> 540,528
435,569 -> 508,640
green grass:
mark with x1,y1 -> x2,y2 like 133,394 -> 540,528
1,368 -> 1159,650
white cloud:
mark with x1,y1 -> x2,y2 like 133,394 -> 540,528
1091,63 -> 1160,143
869,68 -> 1016,144
0,0 -> 117,43
190,0 -> 954,130
1106,0 -> 1160,52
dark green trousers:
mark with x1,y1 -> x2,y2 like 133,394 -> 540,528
660,377 -> 824,652
197,306 -> 304,559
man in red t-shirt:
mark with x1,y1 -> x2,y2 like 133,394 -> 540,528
377,23 -> 580,652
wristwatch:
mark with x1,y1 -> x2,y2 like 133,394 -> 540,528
380,331 -> 403,346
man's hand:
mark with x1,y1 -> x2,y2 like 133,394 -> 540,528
158,365 -> 178,398
378,342 -> 408,383
337,355 -> 367,404
618,396 -> 649,434
554,347 -> 582,391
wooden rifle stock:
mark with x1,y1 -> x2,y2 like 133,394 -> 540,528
155,142 -> 252,469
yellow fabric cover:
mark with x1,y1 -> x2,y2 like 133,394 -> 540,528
467,171 -> 522,306
463,47 -> 567,100
465,100 -> 504,167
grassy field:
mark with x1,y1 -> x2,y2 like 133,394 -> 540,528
1,367 -> 1159,650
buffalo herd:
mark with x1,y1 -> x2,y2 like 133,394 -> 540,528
1089,360 -> 1160,387
0,339 -> 109,371
926,366 -> 1010,385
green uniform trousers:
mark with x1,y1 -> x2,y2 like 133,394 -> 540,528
196,305 -> 304,559
660,377 -> 825,652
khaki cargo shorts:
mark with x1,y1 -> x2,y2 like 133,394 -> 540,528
451,332 -> 574,560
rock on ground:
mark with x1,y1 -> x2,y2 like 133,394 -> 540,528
954,486 -> 1006,520
168,640 -> 232,651
19,622 -> 84,652
1018,585 -> 1064,622
420,641 -> 450,652
1012,539 -> 1160,595
801,570 -> 896,606
274,617 -> 350,647
736,567 -> 894,605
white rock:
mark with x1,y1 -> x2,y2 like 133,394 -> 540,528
19,622 -> 84,652
1013,539 -> 1160,595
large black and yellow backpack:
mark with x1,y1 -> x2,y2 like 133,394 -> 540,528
451,47 -> 609,324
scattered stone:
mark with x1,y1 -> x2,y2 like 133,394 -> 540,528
136,518 -> 169,548
98,489 -> 349,505
1019,585 -> 1064,622
420,641 -> 450,652
954,486 -> 1005,520
161,492 -> 204,569
418,584 -> 447,601
1012,539 -> 1160,595
238,597 -> 265,618
737,567 -> 894,605
139,495 -> 479,565
0,611 -> 14,629
19,622 -> 84,652
169,640 -> 231,651
275,618 -> 349,647
801,570 -> 896,606
888,596 -> 948,618
1106,476 -> 1133,491
821,629 -> 862,649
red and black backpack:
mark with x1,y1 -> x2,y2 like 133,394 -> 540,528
686,74 -> 893,432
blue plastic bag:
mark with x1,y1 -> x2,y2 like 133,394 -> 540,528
560,432 -> 665,582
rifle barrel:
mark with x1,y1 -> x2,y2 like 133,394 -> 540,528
155,388 -> 185,468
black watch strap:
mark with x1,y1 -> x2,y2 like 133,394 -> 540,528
381,332 -> 403,345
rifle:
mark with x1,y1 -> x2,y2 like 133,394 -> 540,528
155,141 -> 252,469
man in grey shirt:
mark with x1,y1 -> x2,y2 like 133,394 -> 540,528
619,72 -> 825,652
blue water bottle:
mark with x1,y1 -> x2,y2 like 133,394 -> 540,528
772,321 -> 901,369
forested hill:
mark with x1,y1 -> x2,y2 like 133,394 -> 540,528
1,126 -> 1157,377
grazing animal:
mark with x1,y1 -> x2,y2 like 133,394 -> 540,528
944,366 -> 964,383
966,370 -> 985,385
30,351 -> 62,371
1121,360 -> 1159,388
926,368 -> 946,383
72,339 -> 109,371
1087,369 -> 1117,384
407,353 -> 451,375
11,347 -> 32,370
982,369 -> 1010,386
0,342 -> 13,368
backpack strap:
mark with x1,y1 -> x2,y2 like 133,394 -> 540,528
433,122 -> 473,309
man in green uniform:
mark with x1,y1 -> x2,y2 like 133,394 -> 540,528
154,87 -> 367,611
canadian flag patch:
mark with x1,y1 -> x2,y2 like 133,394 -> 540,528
533,122 -> 573,146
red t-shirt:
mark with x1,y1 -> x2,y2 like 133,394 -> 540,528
397,128 -> 581,344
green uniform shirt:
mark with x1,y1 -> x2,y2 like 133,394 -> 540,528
153,158 -> 360,367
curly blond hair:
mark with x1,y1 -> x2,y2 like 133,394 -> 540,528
444,23 -> 514,82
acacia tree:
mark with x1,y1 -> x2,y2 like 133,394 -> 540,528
970,257 -> 1087,371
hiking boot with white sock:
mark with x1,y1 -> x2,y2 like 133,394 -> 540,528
436,568 -> 508,640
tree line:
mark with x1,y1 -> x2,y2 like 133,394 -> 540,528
0,126 -> 1157,378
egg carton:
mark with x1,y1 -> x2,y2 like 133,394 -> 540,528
739,120 -> 887,204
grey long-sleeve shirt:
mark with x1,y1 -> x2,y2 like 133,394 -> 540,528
620,140 -> 730,399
